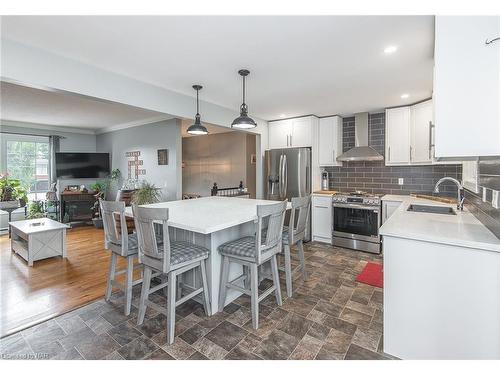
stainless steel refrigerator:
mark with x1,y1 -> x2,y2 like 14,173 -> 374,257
264,147 -> 312,240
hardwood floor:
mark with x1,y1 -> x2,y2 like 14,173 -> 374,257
0,226 -> 138,338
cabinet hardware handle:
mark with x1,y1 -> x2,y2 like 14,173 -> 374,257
485,37 -> 500,45
286,135 -> 289,147
388,146 -> 391,162
428,121 -> 435,160
410,145 -> 413,161
290,135 -> 293,147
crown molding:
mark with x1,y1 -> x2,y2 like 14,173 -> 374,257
0,119 -> 96,135
94,115 -> 175,135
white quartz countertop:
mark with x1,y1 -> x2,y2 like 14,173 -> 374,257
380,195 -> 500,253
125,196 -> 291,235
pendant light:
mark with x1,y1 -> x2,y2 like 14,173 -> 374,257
187,85 -> 208,135
231,69 -> 257,129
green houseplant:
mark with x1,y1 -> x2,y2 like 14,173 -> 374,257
132,181 -> 162,205
0,173 -> 28,209
89,169 -> 121,229
27,200 -> 45,219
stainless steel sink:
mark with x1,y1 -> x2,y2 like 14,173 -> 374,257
407,204 -> 456,215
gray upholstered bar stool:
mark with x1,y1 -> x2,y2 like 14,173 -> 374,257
132,204 -> 211,345
100,200 -> 144,316
280,195 -> 311,298
218,200 -> 287,330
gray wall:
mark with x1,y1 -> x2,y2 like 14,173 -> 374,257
0,122 -> 97,152
0,122 -> 98,228
96,119 -> 182,201
325,113 -> 463,196
182,131 -> 257,198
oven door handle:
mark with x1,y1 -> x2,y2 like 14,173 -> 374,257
332,203 -> 380,211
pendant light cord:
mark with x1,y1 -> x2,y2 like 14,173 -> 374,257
196,88 -> 200,115
242,75 -> 246,106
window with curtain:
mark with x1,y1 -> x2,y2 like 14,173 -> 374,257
1,134 -> 50,201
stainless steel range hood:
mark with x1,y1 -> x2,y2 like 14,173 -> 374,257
336,112 -> 384,162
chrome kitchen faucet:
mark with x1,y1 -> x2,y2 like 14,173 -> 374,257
434,177 -> 465,211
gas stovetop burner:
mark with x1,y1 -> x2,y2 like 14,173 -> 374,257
332,191 -> 382,206
349,190 -> 368,197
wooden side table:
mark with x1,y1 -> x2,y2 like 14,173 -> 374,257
9,218 -> 69,266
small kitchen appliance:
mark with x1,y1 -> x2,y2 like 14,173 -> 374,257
321,170 -> 329,190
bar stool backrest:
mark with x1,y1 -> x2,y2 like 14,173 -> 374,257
132,204 -> 171,272
100,199 -> 129,256
289,195 -> 311,244
255,200 -> 287,264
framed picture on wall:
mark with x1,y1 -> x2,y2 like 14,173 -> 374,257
157,149 -> 169,165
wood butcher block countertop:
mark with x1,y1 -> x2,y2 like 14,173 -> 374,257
313,190 -> 338,195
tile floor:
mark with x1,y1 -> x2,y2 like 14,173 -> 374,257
0,242 -> 390,360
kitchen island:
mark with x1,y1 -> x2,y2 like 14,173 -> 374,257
380,195 -> 500,359
125,196 -> 290,314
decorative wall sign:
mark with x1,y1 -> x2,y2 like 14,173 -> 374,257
126,150 -> 146,179
157,149 -> 169,165
250,154 -> 257,164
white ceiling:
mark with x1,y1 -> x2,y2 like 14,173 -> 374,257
1,16 -> 435,120
0,81 -> 171,131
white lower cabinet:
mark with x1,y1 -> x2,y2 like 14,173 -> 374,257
312,195 -> 332,243
382,200 -> 402,223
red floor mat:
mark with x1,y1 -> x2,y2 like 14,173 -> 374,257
356,262 -> 383,288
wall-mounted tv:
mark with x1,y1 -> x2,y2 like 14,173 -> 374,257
55,152 -> 110,179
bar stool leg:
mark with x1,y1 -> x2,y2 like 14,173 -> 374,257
250,263 -> 259,330
200,259 -> 211,316
124,255 -> 134,316
270,255 -> 282,306
283,243 -> 293,298
137,267 -> 152,325
166,271 -> 177,345
297,240 -> 308,281
105,253 -> 117,301
218,256 -> 230,312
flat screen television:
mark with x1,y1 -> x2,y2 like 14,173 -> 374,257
55,152 -> 110,179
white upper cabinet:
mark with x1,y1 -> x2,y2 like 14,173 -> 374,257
268,119 -> 292,149
386,107 -> 411,165
268,116 -> 315,149
410,100 -> 433,164
434,16 -> 500,158
318,116 -> 343,166
290,117 -> 313,148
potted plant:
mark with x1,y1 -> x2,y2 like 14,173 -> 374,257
90,181 -> 107,228
88,169 -> 121,228
132,181 -> 162,205
27,200 -> 45,219
0,173 -> 28,210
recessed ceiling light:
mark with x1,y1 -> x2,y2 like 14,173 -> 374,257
279,114 -> 286,118
384,45 -> 398,54
401,93 -> 410,99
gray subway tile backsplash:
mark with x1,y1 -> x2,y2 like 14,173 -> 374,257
325,113 -> 462,196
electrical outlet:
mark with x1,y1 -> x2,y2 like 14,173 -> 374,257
398,178 -> 404,185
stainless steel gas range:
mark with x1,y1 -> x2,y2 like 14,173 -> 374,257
332,191 -> 382,254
